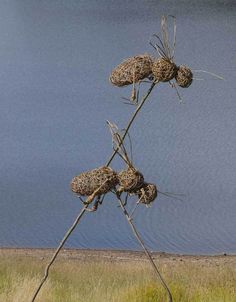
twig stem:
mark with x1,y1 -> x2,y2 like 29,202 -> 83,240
116,194 -> 173,302
30,204 -> 88,302
106,81 -> 156,166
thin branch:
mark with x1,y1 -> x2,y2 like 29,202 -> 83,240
106,81 -> 157,167
116,193 -> 173,302
30,204 -> 89,302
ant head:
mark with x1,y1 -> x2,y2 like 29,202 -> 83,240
137,183 -> 158,205
175,65 -> 193,88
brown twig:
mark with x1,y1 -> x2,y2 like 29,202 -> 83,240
106,81 -> 156,166
30,204 -> 88,302
116,193 -> 173,302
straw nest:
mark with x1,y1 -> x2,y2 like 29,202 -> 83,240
70,166 -> 118,196
118,167 -> 144,192
109,54 -> 153,87
135,183 -> 157,204
152,58 -> 177,82
175,65 -> 193,88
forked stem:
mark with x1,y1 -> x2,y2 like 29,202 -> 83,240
116,193 -> 173,302
106,81 -> 156,166
30,81 -> 158,302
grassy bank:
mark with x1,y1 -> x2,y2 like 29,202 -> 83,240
0,249 -> 235,302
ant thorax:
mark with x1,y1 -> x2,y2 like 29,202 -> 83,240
152,57 -> 178,82
117,167 -> 145,193
70,166 -> 118,197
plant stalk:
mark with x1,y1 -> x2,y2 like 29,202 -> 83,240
30,204 -> 88,302
106,81 -> 156,166
116,194 -> 173,302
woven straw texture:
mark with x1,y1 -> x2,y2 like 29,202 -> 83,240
70,166 -> 118,196
136,183 -> 157,204
175,65 -> 193,88
109,54 -> 153,87
118,167 -> 144,192
152,58 -> 177,82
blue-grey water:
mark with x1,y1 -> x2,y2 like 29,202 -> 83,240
1,0 -> 236,255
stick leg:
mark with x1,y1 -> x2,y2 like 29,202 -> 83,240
129,202 -> 139,219
85,196 -> 101,212
106,82 -> 157,166
30,204 -> 89,302
169,81 -> 183,103
116,192 -> 173,302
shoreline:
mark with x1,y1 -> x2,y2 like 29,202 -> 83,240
1,247 -> 235,266
1,248 -> 235,301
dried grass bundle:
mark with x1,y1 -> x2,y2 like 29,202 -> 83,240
109,54 -> 153,87
70,166 -> 118,197
152,57 -> 177,82
118,167 -> 144,193
175,65 -> 193,88
135,182 -> 158,205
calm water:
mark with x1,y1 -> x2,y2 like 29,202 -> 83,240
1,1 -> 236,255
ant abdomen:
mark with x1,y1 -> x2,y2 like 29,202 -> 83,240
109,54 -> 153,87
70,166 -> 118,197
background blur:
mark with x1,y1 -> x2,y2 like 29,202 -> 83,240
0,0 -> 236,254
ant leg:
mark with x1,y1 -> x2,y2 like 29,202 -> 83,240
121,65 -> 140,105
134,80 -> 141,105
121,82 -> 137,105
169,81 -> 183,103
84,179 -> 109,206
121,78 -> 153,105
116,191 -> 128,207
77,196 -> 86,205
123,192 -> 129,206
98,194 -> 105,205
129,202 -> 140,220
121,96 -> 136,106
85,196 -> 101,212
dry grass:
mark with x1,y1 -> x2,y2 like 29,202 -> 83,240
0,250 -> 235,302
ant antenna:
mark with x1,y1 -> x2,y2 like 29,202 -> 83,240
193,70 -> 224,80
158,190 -> 186,202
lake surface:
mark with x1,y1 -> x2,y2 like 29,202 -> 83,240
1,0 -> 236,255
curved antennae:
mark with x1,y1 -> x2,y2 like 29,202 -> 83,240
193,70 -> 224,80
158,190 -> 186,202
121,129 -> 133,165
115,132 -> 132,167
192,77 -> 205,81
149,34 -> 168,59
149,41 -> 166,58
152,34 -> 167,57
107,120 -> 133,167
